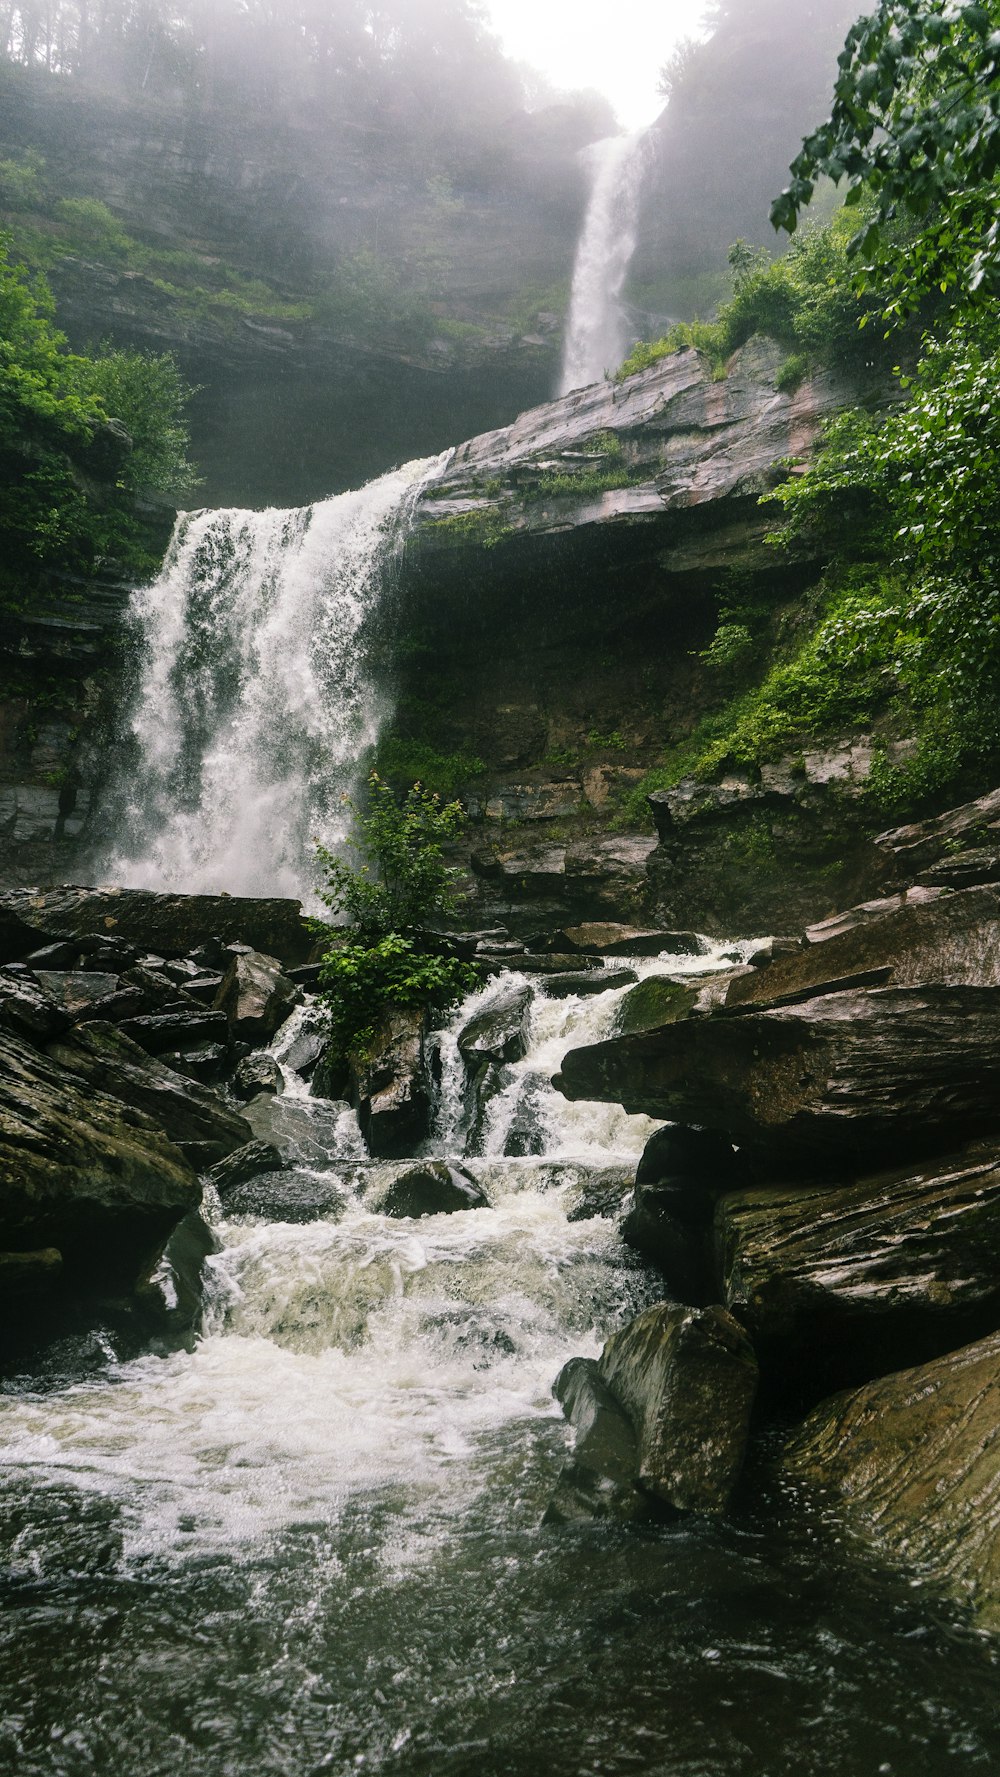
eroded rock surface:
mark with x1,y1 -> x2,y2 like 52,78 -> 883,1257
779,1332 -> 1000,1633
350,1007 -> 432,1159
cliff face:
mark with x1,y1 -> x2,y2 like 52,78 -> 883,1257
0,65 -> 591,506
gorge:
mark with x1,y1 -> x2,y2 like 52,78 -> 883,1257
4,3 -> 1000,1774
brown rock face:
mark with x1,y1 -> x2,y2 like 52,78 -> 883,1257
597,1301 -> 758,1514
214,950 -> 302,1043
779,1332 -> 1000,1633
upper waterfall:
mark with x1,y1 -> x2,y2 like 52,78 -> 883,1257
558,132 -> 645,395
106,457 -> 439,903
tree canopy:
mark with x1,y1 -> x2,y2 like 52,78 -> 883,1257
771,0 -> 1000,320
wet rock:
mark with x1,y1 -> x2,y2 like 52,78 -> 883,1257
477,952 -> 601,976
24,941 -> 79,969
635,1125 -> 744,1189
232,1052 -> 284,1099
778,1331 -> 1000,1633
33,970 -> 122,1015
242,1093 -> 355,1169
621,1184 -> 716,1304
220,1168 -> 347,1223
118,1007 -> 231,1056
726,882 -> 1000,1012
557,985 -> 1000,1171
0,1028 -> 200,1290
542,968 -> 638,999
0,968 -> 71,1041
0,886 -> 312,966
717,1139 -> 1000,1402
873,783 -> 1000,889
615,975 -> 699,1034
208,1140 -> 289,1198
457,983 -> 533,1066
377,1161 -> 489,1219
161,1043 -> 230,1084
46,1021 -> 252,1169
555,923 -> 705,957
135,1210 -> 217,1345
310,1050 -> 348,1101
352,1006 -> 432,1159
545,1356 -> 654,1525
183,973 -> 225,1003
563,1164 -> 635,1222
214,948 -> 302,1044
597,1301 -> 758,1514
283,1024 -> 329,1079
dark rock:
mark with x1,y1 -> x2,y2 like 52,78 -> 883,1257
597,1301 -> 758,1514
352,1007 -> 432,1159
0,1027 -> 200,1289
635,1125 -> 744,1190
220,1168 -> 347,1223
479,952 -> 603,977
232,1052 -> 284,1100
545,1356 -> 655,1525
0,886 -> 312,966
73,987 -> 147,1025
120,963 -> 199,1010
557,985 -> 1000,1171
119,1008 -> 231,1056
621,1184 -> 716,1304
0,1247 -> 64,1315
183,973 -> 226,1003
0,968 -> 71,1041
46,1021 -> 252,1169
24,941 -> 79,969
377,1161 -> 489,1219
726,882 -> 1000,1012
873,783 -> 1000,889
457,983 -> 533,1066
162,957 -> 204,984
283,1025 -> 327,1078
33,970 -> 121,1014
779,1331 -> 1000,1633
564,1165 -> 635,1222
541,968 -> 638,999
214,949 -> 302,1043
615,975 -> 700,1034
160,1044 -> 230,1084
208,1140 -> 289,1198
285,963 -> 324,987
558,923 -> 705,957
717,1139 -> 1000,1403
135,1210 -> 216,1345
310,1050 -> 349,1101
241,1094 -> 355,1169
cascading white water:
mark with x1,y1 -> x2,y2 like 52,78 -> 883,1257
559,131 -> 645,395
105,457 -> 439,902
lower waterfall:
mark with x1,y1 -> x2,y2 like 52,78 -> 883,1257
2,950 -> 998,1776
105,457 -> 439,903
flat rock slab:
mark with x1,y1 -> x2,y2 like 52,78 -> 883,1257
0,1029 -> 199,1289
598,1301 -> 758,1514
779,1331 -> 1000,1634
0,887 -> 311,967
557,984 -> 1000,1170
718,1140 -> 1000,1400
726,883 -> 1000,1012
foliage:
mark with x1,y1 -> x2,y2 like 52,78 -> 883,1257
314,774 -> 467,943
374,737 -> 486,802
771,0 -> 1000,321
0,231 -> 196,601
616,208 -> 892,383
313,774 -> 478,1063
317,934 -> 479,1065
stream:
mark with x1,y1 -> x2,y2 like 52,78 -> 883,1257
2,950 -> 999,1776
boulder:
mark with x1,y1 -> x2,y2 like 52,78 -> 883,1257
0,1248 -> 63,1315
351,1006 -> 432,1159
232,1053 -> 284,1099
214,949 -> 302,1043
597,1301 -> 758,1514
135,1211 -> 216,1346
717,1139 -> 1000,1402
621,1125 -> 747,1300
46,1021 -> 252,1168
32,970 -> 122,1015
778,1331 -> 1000,1633
873,783 -> 1000,889
218,1169 -> 348,1223
457,983 -> 533,1067
118,1008 -> 231,1056
558,923 -> 705,957
557,985 -> 1000,1171
282,1026 -> 327,1079
0,886 -> 312,967
479,952 -> 602,977
563,1164 -> 635,1222
0,969 -> 71,1041
376,1161 -> 489,1219
0,1028 -> 200,1290
545,1356 -> 654,1525
541,968 -> 638,999
207,1140 -> 289,1198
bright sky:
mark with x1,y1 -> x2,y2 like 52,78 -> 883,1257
484,0 -> 710,130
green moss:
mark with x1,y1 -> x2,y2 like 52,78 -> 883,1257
424,507 -> 513,549
374,736 -> 486,801
616,976 -> 699,1035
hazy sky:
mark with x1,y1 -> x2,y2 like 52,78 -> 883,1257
484,0 -> 709,129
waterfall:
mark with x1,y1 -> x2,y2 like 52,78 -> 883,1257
559,131 -> 645,395
105,457 -> 439,903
